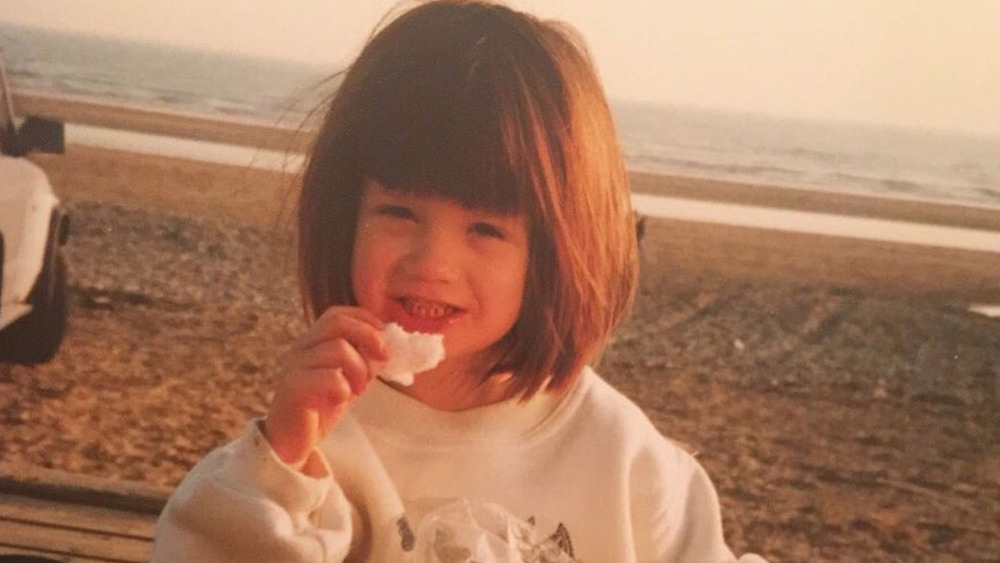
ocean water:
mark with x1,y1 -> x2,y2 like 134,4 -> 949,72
614,104 -> 1000,208
0,23 -> 325,125
2,22 -> 999,208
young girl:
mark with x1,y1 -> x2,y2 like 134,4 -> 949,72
153,1 -> 766,561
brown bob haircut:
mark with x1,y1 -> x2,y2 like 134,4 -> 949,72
298,0 -> 638,398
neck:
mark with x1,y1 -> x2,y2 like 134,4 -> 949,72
382,357 -> 518,412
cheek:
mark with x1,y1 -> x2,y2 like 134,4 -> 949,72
502,281 -> 526,329
350,230 -> 386,306
487,249 -> 529,325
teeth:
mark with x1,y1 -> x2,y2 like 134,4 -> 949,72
404,299 -> 455,319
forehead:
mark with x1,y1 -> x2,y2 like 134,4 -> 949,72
362,180 -> 525,219
362,179 -> 524,217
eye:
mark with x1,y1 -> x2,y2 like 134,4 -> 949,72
470,222 -> 505,239
375,204 -> 416,220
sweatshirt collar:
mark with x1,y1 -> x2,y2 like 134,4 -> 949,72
352,368 -> 592,445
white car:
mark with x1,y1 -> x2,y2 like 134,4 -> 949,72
0,51 -> 70,364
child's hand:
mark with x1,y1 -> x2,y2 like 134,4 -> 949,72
263,306 -> 387,473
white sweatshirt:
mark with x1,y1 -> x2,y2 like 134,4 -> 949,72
153,368 -> 767,562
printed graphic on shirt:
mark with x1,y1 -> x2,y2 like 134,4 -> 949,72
397,515 -> 416,551
547,523 -> 575,558
526,517 -> 575,558
405,499 -> 578,562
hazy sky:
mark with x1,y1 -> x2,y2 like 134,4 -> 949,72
1,0 -> 998,136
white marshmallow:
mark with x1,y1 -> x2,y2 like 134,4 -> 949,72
371,322 -> 445,386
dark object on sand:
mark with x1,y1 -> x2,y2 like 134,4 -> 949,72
0,51 -> 70,365
635,212 -> 647,247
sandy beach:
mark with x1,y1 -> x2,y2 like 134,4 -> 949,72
2,101 -> 1000,561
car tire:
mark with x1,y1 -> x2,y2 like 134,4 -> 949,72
0,247 -> 68,365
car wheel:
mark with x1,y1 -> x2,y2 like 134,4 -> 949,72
0,249 -> 68,365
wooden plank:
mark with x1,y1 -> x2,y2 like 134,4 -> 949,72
0,463 -> 170,516
0,545 -> 79,562
0,519 -> 150,562
0,494 -> 156,539
0,464 -> 164,562
0,545 -> 124,562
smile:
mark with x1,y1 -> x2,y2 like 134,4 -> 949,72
403,298 -> 459,319
391,297 -> 464,333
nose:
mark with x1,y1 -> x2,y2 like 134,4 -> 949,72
402,225 -> 461,283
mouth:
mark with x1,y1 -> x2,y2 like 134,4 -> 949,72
402,298 -> 459,319
390,297 -> 465,333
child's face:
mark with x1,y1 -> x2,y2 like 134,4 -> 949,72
352,180 -> 529,374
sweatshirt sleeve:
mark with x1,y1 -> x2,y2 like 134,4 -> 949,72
152,419 -> 356,563
631,438 -> 768,563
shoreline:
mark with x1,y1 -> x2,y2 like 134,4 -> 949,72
634,194 -> 1000,254
16,93 -> 1000,233
630,171 -> 1000,233
48,126 -> 1000,254
14,92 -> 311,153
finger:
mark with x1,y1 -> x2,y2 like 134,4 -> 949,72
273,364 -> 355,422
317,306 -> 384,331
301,338 -> 373,395
298,368 -> 354,409
302,309 -> 388,361
265,368 -> 354,465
